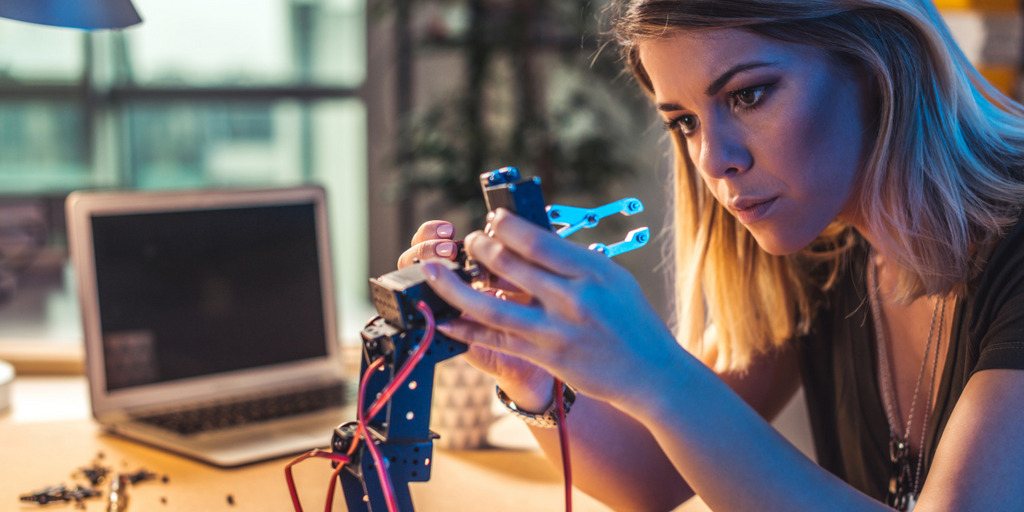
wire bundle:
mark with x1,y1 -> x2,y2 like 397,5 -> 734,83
285,300 -> 573,512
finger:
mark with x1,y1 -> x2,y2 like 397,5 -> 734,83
397,239 -> 459,269
410,221 -> 454,246
487,208 -> 606,278
464,230 -> 572,306
437,316 -> 544,365
437,319 -> 516,376
422,261 -> 550,359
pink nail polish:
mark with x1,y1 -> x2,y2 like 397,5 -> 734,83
436,224 -> 453,238
436,242 -> 455,257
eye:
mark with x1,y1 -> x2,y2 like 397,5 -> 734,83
730,85 -> 769,110
664,114 -> 699,136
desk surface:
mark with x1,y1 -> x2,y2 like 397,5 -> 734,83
0,377 -> 713,512
0,419 -> 619,511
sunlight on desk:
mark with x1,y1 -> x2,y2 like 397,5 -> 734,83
1,376 -> 644,511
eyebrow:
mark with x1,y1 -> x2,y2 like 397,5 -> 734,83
656,61 -> 779,112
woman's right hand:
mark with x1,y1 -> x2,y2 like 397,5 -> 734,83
398,221 -> 556,411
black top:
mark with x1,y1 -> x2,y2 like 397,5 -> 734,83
797,215 -> 1024,501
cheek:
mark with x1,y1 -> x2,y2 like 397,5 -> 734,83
783,90 -> 864,200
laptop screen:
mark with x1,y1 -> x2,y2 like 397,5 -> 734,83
90,203 -> 328,392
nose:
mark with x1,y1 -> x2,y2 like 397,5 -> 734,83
695,118 -> 753,180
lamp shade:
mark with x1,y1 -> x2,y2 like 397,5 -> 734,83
0,0 -> 141,29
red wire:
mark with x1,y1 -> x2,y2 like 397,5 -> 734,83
356,301 -> 437,512
284,449 -> 350,512
554,378 -> 572,512
287,301 -> 437,512
365,302 -> 436,420
352,357 -> 384,454
356,356 -> 400,512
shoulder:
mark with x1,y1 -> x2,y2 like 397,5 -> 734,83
976,211 -> 1024,287
962,211 -> 1024,369
969,210 -> 1024,315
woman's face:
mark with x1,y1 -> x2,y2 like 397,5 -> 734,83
639,29 -> 873,255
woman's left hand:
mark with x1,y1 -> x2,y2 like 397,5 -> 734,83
421,208 -> 682,408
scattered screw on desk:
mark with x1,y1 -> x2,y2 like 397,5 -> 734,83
19,456 -> 169,508
77,463 -> 110,486
125,469 -> 158,484
107,474 -> 129,512
19,484 -> 100,507
227,494 -> 235,506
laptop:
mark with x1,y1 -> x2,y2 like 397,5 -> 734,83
66,185 -> 352,467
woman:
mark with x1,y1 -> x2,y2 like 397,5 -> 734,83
399,1 -> 1024,510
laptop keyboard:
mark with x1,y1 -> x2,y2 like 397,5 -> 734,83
136,384 -> 347,436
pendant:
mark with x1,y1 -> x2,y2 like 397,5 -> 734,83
906,494 -> 918,511
887,438 -> 913,511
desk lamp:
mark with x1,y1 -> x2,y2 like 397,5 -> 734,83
0,0 -> 141,29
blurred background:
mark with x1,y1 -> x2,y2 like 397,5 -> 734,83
0,0 -> 1020,371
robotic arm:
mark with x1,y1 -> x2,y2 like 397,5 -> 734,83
291,167 -> 648,511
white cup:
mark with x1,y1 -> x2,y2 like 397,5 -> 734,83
430,357 -> 497,449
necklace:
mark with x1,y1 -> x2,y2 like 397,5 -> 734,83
866,255 -> 945,511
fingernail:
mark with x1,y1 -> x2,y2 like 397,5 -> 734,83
436,224 -> 453,238
436,241 -> 456,257
421,261 -> 439,281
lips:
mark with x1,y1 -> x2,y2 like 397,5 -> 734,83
728,196 -> 778,224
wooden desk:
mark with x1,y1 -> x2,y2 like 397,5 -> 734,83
0,419 -> 624,511
1,376 -> 728,511
0,377 -> 621,512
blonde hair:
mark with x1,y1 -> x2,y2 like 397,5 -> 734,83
612,0 -> 1024,371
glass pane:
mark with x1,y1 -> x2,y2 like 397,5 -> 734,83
124,98 -> 370,340
0,196 -> 81,343
309,99 -> 371,334
0,19 -> 83,81
309,1 -> 366,86
125,101 -> 305,189
0,100 -> 89,194
113,0 -> 365,87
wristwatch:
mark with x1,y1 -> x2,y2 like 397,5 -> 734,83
495,380 -> 577,428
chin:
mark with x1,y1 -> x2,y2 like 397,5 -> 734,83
747,227 -> 818,256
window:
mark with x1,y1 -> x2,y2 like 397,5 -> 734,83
0,0 -> 368,346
